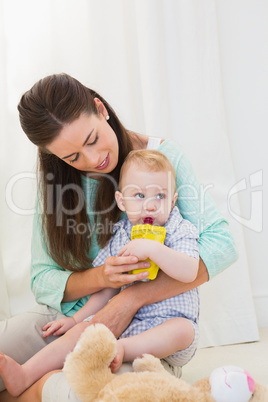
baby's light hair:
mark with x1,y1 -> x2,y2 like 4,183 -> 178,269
119,149 -> 176,190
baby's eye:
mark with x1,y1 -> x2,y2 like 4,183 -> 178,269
134,193 -> 144,199
156,193 -> 165,199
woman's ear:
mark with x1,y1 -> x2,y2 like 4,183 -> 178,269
115,191 -> 126,212
94,98 -> 108,119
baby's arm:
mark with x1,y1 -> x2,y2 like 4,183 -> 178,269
119,239 -> 198,283
43,287 -> 118,337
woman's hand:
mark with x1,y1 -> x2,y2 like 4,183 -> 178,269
63,256 -> 151,302
89,286 -> 138,338
101,255 -> 150,288
85,259 -> 209,338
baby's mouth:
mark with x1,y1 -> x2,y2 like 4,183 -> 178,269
143,217 -> 154,225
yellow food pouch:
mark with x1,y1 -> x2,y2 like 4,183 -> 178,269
129,224 -> 166,280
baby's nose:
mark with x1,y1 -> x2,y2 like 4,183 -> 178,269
144,199 -> 157,211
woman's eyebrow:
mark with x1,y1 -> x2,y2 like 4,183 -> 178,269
62,129 -> 95,159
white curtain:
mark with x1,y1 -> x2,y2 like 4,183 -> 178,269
0,0 -> 10,320
0,0 -> 259,346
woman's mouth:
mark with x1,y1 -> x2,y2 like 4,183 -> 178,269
96,154 -> 109,170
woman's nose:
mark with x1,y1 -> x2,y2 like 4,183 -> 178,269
83,150 -> 100,167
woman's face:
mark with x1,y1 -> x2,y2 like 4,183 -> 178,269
46,101 -> 119,175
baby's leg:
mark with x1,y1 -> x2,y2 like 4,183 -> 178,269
0,305 -> 66,393
0,321 -> 89,397
111,317 -> 194,373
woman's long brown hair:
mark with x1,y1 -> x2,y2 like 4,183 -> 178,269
18,74 -> 132,271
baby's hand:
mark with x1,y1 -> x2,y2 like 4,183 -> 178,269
118,239 -> 154,261
110,341 -> 125,373
42,317 -> 76,337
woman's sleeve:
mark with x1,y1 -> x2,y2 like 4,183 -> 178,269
31,205 -> 82,316
163,141 -> 238,280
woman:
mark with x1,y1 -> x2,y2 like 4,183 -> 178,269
0,73 -> 237,400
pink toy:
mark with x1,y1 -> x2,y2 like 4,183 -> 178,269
209,366 -> 255,402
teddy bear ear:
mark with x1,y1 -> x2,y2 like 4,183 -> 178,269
63,324 -> 117,401
209,366 -> 255,402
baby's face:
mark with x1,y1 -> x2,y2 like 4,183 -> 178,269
117,163 -> 177,226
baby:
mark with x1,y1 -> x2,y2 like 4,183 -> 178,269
0,149 -> 200,396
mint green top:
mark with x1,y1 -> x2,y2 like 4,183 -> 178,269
31,139 -> 237,316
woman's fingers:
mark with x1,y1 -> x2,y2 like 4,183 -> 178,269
102,255 -> 151,287
122,270 -> 149,283
105,255 -> 150,273
105,255 -> 137,268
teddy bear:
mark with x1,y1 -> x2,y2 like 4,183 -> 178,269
63,323 -> 268,402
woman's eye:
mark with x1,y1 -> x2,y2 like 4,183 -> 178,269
69,134 -> 99,164
135,193 -> 144,199
70,154 -> 79,163
156,193 -> 165,199
87,134 -> 98,146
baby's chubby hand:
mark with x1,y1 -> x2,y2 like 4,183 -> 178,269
118,239 -> 155,261
42,317 -> 77,337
